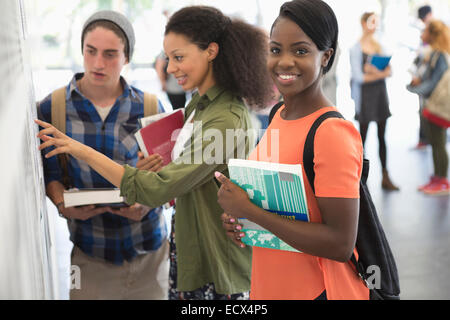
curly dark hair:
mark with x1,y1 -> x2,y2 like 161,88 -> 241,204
165,6 -> 273,107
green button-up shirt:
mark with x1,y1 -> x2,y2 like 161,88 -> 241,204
120,86 -> 253,294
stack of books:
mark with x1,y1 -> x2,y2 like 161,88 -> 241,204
135,109 -> 186,208
135,109 -> 185,166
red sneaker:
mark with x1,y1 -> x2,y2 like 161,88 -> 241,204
412,142 -> 429,150
418,176 -> 438,191
422,178 -> 450,195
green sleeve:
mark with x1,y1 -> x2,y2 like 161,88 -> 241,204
120,106 -> 253,208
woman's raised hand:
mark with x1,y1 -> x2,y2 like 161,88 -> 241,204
35,119 -> 90,161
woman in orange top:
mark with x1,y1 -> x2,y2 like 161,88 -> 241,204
216,0 -> 369,300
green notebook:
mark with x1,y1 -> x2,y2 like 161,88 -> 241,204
228,159 -> 309,252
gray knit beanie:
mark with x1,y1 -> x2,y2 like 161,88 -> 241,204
82,10 -> 135,60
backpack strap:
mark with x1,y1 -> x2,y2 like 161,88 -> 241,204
268,101 -> 285,125
302,111 -> 370,280
51,87 -> 72,189
302,111 -> 344,194
51,87 -> 67,133
143,92 -> 158,118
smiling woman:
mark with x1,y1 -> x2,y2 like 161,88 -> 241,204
217,0 -> 370,300
164,5 -> 273,108
163,32 -> 216,96
267,2 -> 336,118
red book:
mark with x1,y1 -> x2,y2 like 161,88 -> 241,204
135,109 -> 184,166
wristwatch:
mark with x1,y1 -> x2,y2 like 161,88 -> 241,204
56,202 -> 65,218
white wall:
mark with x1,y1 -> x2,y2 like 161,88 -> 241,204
0,0 -> 57,299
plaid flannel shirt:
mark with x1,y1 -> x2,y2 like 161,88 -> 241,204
38,73 -> 167,265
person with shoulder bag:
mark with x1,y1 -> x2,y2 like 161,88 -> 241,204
407,19 -> 450,195
37,10 -> 169,299
36,6 -> 274,300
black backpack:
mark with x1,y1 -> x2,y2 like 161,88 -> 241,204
268,102 -> 401,300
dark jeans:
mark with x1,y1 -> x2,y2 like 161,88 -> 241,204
359,120 -> 388,170
425,119 -> 448,178
419,97 -> 429,144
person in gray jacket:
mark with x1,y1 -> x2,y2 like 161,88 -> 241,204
407,20 -> 450,195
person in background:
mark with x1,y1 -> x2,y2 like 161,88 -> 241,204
322,46 -> 340,105
350,12 -> 399,191
247,29 -> 282,141
411,5 -> 434,149
37,11 -> 169,299
418,5 -> 433,26
217,0 -> 369,300
249,83 -> 282,143
36,5 -> 273,300
407,20 -> 450,195
155,51 -> 187,110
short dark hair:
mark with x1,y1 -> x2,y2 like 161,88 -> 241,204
165,6 -> 273,107
418,5 -> 432,21
82,20 -> 129,60
272,0 -> 339,75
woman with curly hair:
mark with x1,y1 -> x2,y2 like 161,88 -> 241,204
36,6 -> 273,299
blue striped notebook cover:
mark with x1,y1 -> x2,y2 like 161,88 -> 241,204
228,159 -> 309,252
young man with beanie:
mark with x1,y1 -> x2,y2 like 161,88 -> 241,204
37,10 -> 169,299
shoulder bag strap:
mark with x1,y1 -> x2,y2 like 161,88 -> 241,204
51,87 -> 66,133
51,87 -> 72,189
143,92 -> 158,117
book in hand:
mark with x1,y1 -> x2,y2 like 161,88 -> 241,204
63,188 -> 127,208
135,109 -> 184,166
369,54 -> 392,70
228,159 -> 309,252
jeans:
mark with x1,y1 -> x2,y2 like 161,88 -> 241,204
425,119 -> 448,178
